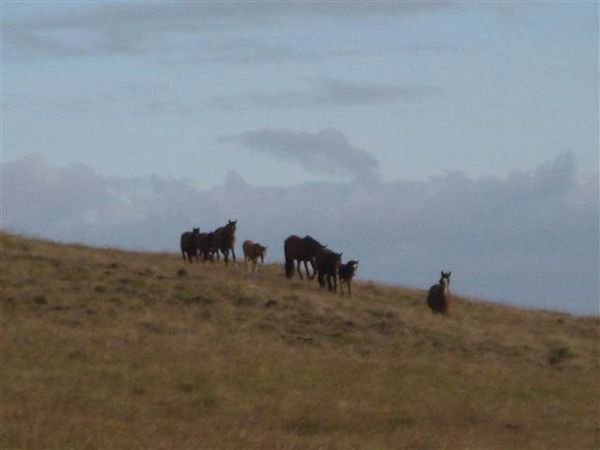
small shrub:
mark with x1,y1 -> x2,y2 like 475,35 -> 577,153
548,346 -> 575,365
265,299 -> 278,308
33,295 -> 47,305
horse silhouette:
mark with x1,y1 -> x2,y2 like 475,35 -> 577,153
242,240 -> 267,272
180,228 -> 201,263
316,248 -> 342,292
427,271 -> 452,315
284,235 -> 325,280
339,260 -> 359,296
213,220 -> 237,265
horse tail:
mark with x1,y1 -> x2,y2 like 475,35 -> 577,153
283,239 -> 293,278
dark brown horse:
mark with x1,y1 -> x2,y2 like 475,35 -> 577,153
339,260 -> 359,296
180,227 -> 201,263
284,235 -> 325,280
197,231 -> 216,262
316,248 -> 342,292
213,220 -> 237,265
427,271 -> 452,315
242,240 -> 267,272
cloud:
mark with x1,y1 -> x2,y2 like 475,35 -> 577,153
1,152 -> 597,315
220,128 -> 381,181
3,2 -> 462,62
208,77 -> 441,110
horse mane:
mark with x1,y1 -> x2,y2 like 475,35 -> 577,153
303,235 -> 324,248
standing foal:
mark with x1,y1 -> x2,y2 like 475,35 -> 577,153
427,271 -> 452,315
339,260 -> 359,296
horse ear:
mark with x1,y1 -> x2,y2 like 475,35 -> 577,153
448,271 -> 451,277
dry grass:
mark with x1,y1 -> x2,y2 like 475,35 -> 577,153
1,232 -> 599,449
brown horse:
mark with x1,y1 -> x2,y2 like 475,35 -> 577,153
316,248 -> 342,292
180,228 -> 201,263
242,240 -> 267,272
427,271 -> 452,315
284,235 -> 325,280
339,260 -> 359,296
213,220 -> 237,265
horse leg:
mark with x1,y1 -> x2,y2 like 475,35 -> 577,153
306,260 -> 318,280
308,260 -> 316,280
296,260 -> 304,280
318,271 -> 325,288
231,247 -> 237,263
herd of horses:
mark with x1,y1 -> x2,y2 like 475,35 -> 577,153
181,220 -> 452,311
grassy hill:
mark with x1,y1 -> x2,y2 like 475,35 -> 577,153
1,232 -> 598,450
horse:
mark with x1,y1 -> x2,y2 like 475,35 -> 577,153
284,235 -> 325,280
242,240 -> 267,272
339,260 -> 359,296
180,227 -> 201,263
213,219 -> 237,265
197,231 -> 216,262
316,248 -> 342,292
427,271 -> 452,315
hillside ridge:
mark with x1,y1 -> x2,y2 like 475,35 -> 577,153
1,231 -> 598,450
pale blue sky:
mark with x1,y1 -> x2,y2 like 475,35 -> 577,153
1,2 -> 598,314
3,2 -> 598,186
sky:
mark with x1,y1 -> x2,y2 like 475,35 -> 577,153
1,1 -> 598,315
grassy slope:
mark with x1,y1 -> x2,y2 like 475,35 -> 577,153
1,232 -> 598,450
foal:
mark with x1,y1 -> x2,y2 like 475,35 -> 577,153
316,248 -> 342,292
242,240 -> 267,272
427,271 -> 452,315
339,260 -> 359,296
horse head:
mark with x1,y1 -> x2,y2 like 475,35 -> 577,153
335,252 -> 343,266
439,271 -> 451,288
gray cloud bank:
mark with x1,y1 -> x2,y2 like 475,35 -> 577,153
208,78 -> 441,110
2,153 -> 598,315
221,128 -> 381,181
